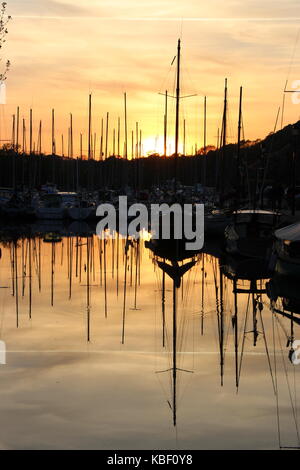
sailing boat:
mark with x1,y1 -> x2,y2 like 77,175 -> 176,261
266,223 -> 300,320
224,209 -> 281,259
146,42 -> 202,419
223,83 -> 283,258
271,222 -> 300,277
204,79 -> 233,236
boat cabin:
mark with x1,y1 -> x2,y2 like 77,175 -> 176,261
274,222 -> 300,264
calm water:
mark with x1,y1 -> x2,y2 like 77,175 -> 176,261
0,228 -> 299,450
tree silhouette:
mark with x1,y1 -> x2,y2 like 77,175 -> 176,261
0,2 -> 11,82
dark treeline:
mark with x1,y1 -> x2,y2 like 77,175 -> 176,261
0,121 -> 299,194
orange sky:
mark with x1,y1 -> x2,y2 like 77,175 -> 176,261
1,0 -> 300,156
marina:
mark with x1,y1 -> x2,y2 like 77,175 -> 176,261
0,0 -> 300,453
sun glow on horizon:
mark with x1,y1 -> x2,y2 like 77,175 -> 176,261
1,1 -> 300,157
143,135 -> 165,156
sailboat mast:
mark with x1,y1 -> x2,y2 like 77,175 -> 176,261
204,96 -> 207,154
105,112 -> 109,159
29,108 -> 33,155
38,120 -> 42,155
124,92 -> 128,160
52,109 -> 55,182
174,39 -> 181,191
203,96 -> 207,197
175,39 -> 181,157
52,109 -> 55,155
88,94 -> 92,160
220,78 -> 227,204
136,122 -> 139,159
117,116 -> 120,156
183,119 -> 186,156
70,113 -> 73,158
164,90 -> 168,157
222,79 -> 227,149
100,118 -> 103,160
12,114 -> 15,149
237,87 -> 242,164
16,106 -> 19,153
237,86 -> 243,203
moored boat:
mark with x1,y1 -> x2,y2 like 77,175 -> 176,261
224,209 -> 281,259
272,222 -> 300,277
36,192 -> 78,220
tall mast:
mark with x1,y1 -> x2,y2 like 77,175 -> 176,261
11,114 -> 15,148
16,106 -> 20,153
105,112 -> 109,159
174,39 -> 181,191
124,92 -> 128,159
117,116 -> 120,156
203,96 -> 207,195
139,129 -> 142,158
136,122 -> 139,159
204,96 -> 207,154
52,109 -> 55,182
70,113 -> 73,158
100,118 -> 103,160
164,90 -> 168,157
52,109 -> 55,155
222,79 -> 228,149
88,94 -> 92,160
22,118 -> 26,153
237,86 -> 243,205
237,87 -> 242,158
113,128 -> 116,156
29,108 -> 33,155
183,119 -> 186,156
175,39 -> 181,158
12,114 -> 15,150
68,129 -> 70,157
220,78 -> 227,204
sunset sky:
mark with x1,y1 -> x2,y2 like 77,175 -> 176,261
1,0 -> 300,156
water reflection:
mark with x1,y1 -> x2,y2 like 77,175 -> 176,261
0,225 -> 299,449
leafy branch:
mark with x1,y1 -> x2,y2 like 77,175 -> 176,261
0,2 -> 11,82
